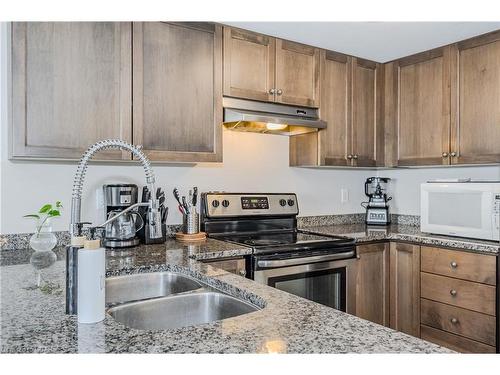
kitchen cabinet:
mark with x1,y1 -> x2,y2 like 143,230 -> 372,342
450,31 -> 500,164
133,22 -> 223,162
351,58 -> 382,167
10,22 -> 132,160
419,245 -> 497,353
389,47 -> 452,166
354,243 -> 390,326
223,27 -> 320,108
389,243 -> 420,337
223,27 -> 275,102
201,257 -> 247,277
290,53 -> 382,167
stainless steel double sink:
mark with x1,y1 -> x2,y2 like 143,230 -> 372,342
106,272 -> 260,330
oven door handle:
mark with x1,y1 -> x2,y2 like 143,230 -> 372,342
256,250 -> 355,269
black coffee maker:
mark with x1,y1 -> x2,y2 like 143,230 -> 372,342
362,177 -> 392,225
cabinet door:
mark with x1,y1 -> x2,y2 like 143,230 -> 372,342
223,27 -> 275,102
275,39 -> 320,107
318,51 -> 352,166
396,47 -> 451,166
133,22 -> 222,162
351,58 -> 380,167
451,31 -> 500,164
355,243 -> 390,326
11,22 -> 132,160
389,242 -> 420,337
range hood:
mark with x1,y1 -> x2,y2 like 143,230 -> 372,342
222,97 -> 326,136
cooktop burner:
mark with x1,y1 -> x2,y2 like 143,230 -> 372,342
213,229 -> 355,254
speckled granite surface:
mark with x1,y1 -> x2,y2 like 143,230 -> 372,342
0,238 -> 451,353
301,224 -> 500,255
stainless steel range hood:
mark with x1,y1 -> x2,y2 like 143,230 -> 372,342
223,97 -> 326,136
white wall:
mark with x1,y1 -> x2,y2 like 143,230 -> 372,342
379,166 -> 500,215
1,22 -> 499,234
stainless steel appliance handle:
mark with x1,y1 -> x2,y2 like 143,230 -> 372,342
257,250 -> 355,268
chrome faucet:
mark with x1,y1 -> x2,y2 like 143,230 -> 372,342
66,139 -> 163,315
70,139 -> 163,239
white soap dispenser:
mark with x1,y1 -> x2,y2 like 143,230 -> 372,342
77,227 -> 105,324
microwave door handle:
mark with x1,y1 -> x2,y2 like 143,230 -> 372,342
256,250 -> 355,268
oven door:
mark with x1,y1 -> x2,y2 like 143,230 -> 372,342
253,252 -> 357,313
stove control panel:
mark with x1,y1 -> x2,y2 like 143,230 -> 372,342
202,193 -> 298,218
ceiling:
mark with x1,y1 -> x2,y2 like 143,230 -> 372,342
225,22 -> 500,62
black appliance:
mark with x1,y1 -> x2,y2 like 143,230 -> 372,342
200,192 -> 357,313
362,177 -> 392,225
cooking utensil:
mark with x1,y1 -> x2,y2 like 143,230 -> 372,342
182,196 -> 190,214
192,187 -> 198,206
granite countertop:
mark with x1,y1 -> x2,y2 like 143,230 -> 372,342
0,238 -> 451,354
301,223 -> 500,255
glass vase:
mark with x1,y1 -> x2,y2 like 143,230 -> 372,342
29,218 -> 58,252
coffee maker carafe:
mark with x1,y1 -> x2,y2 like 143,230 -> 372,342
102,184 -> 142,248
362,177 -> 392,226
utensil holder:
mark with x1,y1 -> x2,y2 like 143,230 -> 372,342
183,213 -> 199,234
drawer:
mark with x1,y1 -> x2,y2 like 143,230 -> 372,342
421,324 -> 496,353
421,272 -> 496,315
421,298 -> 496,346
421,246 -> 496,285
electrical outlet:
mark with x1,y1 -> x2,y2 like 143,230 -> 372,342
341,188 -> 349,204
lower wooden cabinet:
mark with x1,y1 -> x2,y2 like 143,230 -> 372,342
354,243 -> 390,326
389,242 -> 420,337
354,242 -> 497,353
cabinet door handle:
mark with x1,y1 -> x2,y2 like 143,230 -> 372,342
353,154 -> 358,160
347,154 -> 353,160
442,152 -> 449,157
450,261 -> 458,268
450,151 -> 457,157
450,289 -> 457,297
276,89 -> 283,96
269,88 -> 276,95
450,317 -> 458,324
238,269 -> 246,277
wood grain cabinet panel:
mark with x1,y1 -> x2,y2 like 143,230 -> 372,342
223,27 -> 275,102
318,51 -> 351,166
389,243 -> 420,337
451,31 -> 500,164
275,39 -> 320,107
351,58 -> 381,167
396,47 -> 451,166
421,324 -> 496,353
355,243 -> 390,326
421,298 -> 496,346
11,22 -> 132,160
421,272 -> 496,315
420,246 -> 496,285
132,22 -> 222,162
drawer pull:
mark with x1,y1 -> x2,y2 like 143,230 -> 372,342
450,289 -> 457,297
450,317 -> 458,324
450,261 -> 458,268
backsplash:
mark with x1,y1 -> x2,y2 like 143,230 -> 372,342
1,214 -> 420,250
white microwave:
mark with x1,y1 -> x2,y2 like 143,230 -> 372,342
421,181 -> 500,241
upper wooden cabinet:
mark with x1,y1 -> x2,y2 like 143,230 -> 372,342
290,53 -> 382,167
391,47 -> 451,166
275,39 -> 320,107
223,27 -> 275,102
317,51 -> 351,166
132,22 -> 223,162
451,32 -> 500,164
351,58 -> 381,167
223,27 -> 320,108
10,22 -> 132,160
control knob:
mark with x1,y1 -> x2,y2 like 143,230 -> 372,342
279,199 -> 287,207
222,199 -> 230,208
287,199 -> 295,207
212,200 -> 220,208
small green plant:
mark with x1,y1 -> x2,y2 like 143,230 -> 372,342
24,201 -> 63,237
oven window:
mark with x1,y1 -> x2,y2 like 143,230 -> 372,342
268,268 -> 346,311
